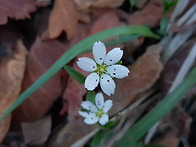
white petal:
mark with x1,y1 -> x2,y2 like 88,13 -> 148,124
103,100 -> 113,113
84,113 -> 99,125
95,92 -> 104,110
85,73 -> 100,90
100,74 -> 116,96
106,65 -> 130,79
81,101 -> 98,112
79,111 -> 89,118
93,41 -> 106,65
77,57 -> 97,72
99,114 -> 109,125
104,48 -> 123,65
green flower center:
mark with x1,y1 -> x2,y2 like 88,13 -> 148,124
96,64 -> 106,75
96,110 -> 104,117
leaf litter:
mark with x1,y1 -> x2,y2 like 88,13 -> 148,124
0,0 -> 196,146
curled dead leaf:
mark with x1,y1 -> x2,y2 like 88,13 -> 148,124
22,115 -> 51,146
0,40 -> 28,143
46,117 -> 97,147
47,0 -> 89,40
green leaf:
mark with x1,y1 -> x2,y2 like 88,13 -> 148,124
114,66 -> 196,146
163,0 -> 177,13
104,35 -> 139,47
64,65 -> 85,84
0,25 -> 159,122
91,130 -> 112,147
129,0 -> 136,6
86,91 -> 95,103
101,115 -> 119,129
91,131 -> 104,147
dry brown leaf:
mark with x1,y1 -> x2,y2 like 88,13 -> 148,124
46,117 -> 97,147
61,51 -> 91,120
128,0 -> 163,27
108,44 -> 163,115
12,38 -> 66,123
0,40 -> 28,143
74,0 -> 124,10
62,53 -> 93,121
0,0 -> 49,25
22,115 -> 51,146
90,11 -> 125,34
48,0 -> 79,40
62,76 -> 86,122
154,131 -> 179,147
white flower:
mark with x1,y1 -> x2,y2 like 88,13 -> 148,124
79,92 -> 113,125
77,41 -> 130,96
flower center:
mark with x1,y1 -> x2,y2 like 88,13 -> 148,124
96,110 -> 104,117
96,64 -> 106,75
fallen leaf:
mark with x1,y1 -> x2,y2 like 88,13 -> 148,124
128,0 -> 163,27
47,0 -> 85,40
46,117 -> 98,147
74,0 -> 124,10
108,44 -> 163,116
22,115 -> 51,146
90,11 -> 125,34
0,0 -> 48,25
154,131 -> 179,147
0,40 -> 28,143
62,76 -> 86,121
12,38 -> 66,123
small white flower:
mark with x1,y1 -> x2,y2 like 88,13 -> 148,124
79,92 -> 113,125
77,41 -> 130,96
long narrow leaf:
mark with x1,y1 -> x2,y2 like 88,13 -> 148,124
0,25 -> 159,121
64,65 -> 85,84
114,66 -> 196,146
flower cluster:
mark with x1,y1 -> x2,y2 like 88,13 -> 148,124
78,41 -> 130,125
77,41 -> 130,96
